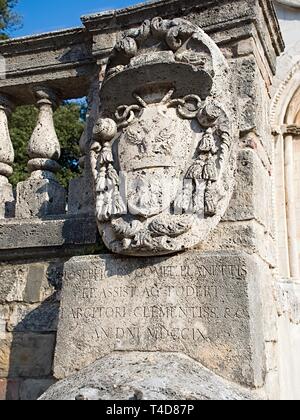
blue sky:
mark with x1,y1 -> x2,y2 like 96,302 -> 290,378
10,0 -> 144,38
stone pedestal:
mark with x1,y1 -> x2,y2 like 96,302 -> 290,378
16,174 -> 66,218
54,251 -> 271,388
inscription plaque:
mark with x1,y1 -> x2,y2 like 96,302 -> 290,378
54,252 -> 264,386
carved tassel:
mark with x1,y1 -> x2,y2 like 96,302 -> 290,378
102,191 -> 113,220
96,167 -> 107,193
96,191 -> 113,221
96,193 -> 105,221
107,164 -> 120,186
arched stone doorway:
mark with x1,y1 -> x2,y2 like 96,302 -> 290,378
272,61 -> 300,279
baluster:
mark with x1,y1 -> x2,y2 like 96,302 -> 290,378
68,76 -> 100,215
0,95 -> 15,218
16,87 -> 66,218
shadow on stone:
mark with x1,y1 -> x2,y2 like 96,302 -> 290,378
6,262 -> 64,400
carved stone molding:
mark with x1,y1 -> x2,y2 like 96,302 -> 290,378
271,61 -> 300,128
90,17 -> 238,256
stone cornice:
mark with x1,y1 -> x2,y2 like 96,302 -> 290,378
0,215 -> 98,259
0,0 -> 284,104
0,28 -> 88,54
82,0 -> 284,57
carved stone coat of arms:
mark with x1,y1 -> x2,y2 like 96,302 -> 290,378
90,17 -> 237,256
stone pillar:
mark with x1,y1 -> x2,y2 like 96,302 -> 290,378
0,95 -> 15,218
68,75 -> 100,215
284,132 -> 300,279
16,87 -> 66,218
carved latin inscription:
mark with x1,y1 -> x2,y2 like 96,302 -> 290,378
55,253 -> 253,381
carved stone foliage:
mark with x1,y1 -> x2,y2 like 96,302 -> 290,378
90,17 -> 237,256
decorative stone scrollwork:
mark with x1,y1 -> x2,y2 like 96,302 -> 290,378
91,17 -> 237,256
91,118 -> 126,223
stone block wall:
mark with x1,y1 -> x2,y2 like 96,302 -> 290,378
0,261 -> 63,399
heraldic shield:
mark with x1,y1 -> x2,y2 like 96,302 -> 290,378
90,17 -> 238,256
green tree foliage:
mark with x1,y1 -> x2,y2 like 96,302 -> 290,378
9,102 -> 86,189
0,0 -> 21,39
54,102 -> 86,188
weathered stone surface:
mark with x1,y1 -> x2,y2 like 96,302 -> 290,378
7,333 -> 55,377
7,300 -> 59,333
0,306 -> 9,333
55,251 -> 266,387
0,262 -> 59,304
92,16 -> 238,257
0,96 -> 15,220
15,87 -> 68,219
68,173 -> 95,216
0,0 -> 283,107
16,177 -> 66,219
0,217 -> 98,254
0,335 -> 12,377
20,379 -> 56,401
276,281 -> 300,324
0,0 -> 288,403
196,220 -> 277,269
83,0 -> 283,72
0,266 -> 28,303
224,149 -> 274,236
42,352 -> 262,401
276,280 -> 300,400
0,179 -> 14,219
231,54 -> 274,161
0,28 -> 94,104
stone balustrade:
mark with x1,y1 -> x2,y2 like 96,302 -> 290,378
0,95 -> 15,219
16,87 -> 66,219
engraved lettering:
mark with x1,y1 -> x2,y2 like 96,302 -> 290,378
61,255 -> 250,373
95,327 -> 110,339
